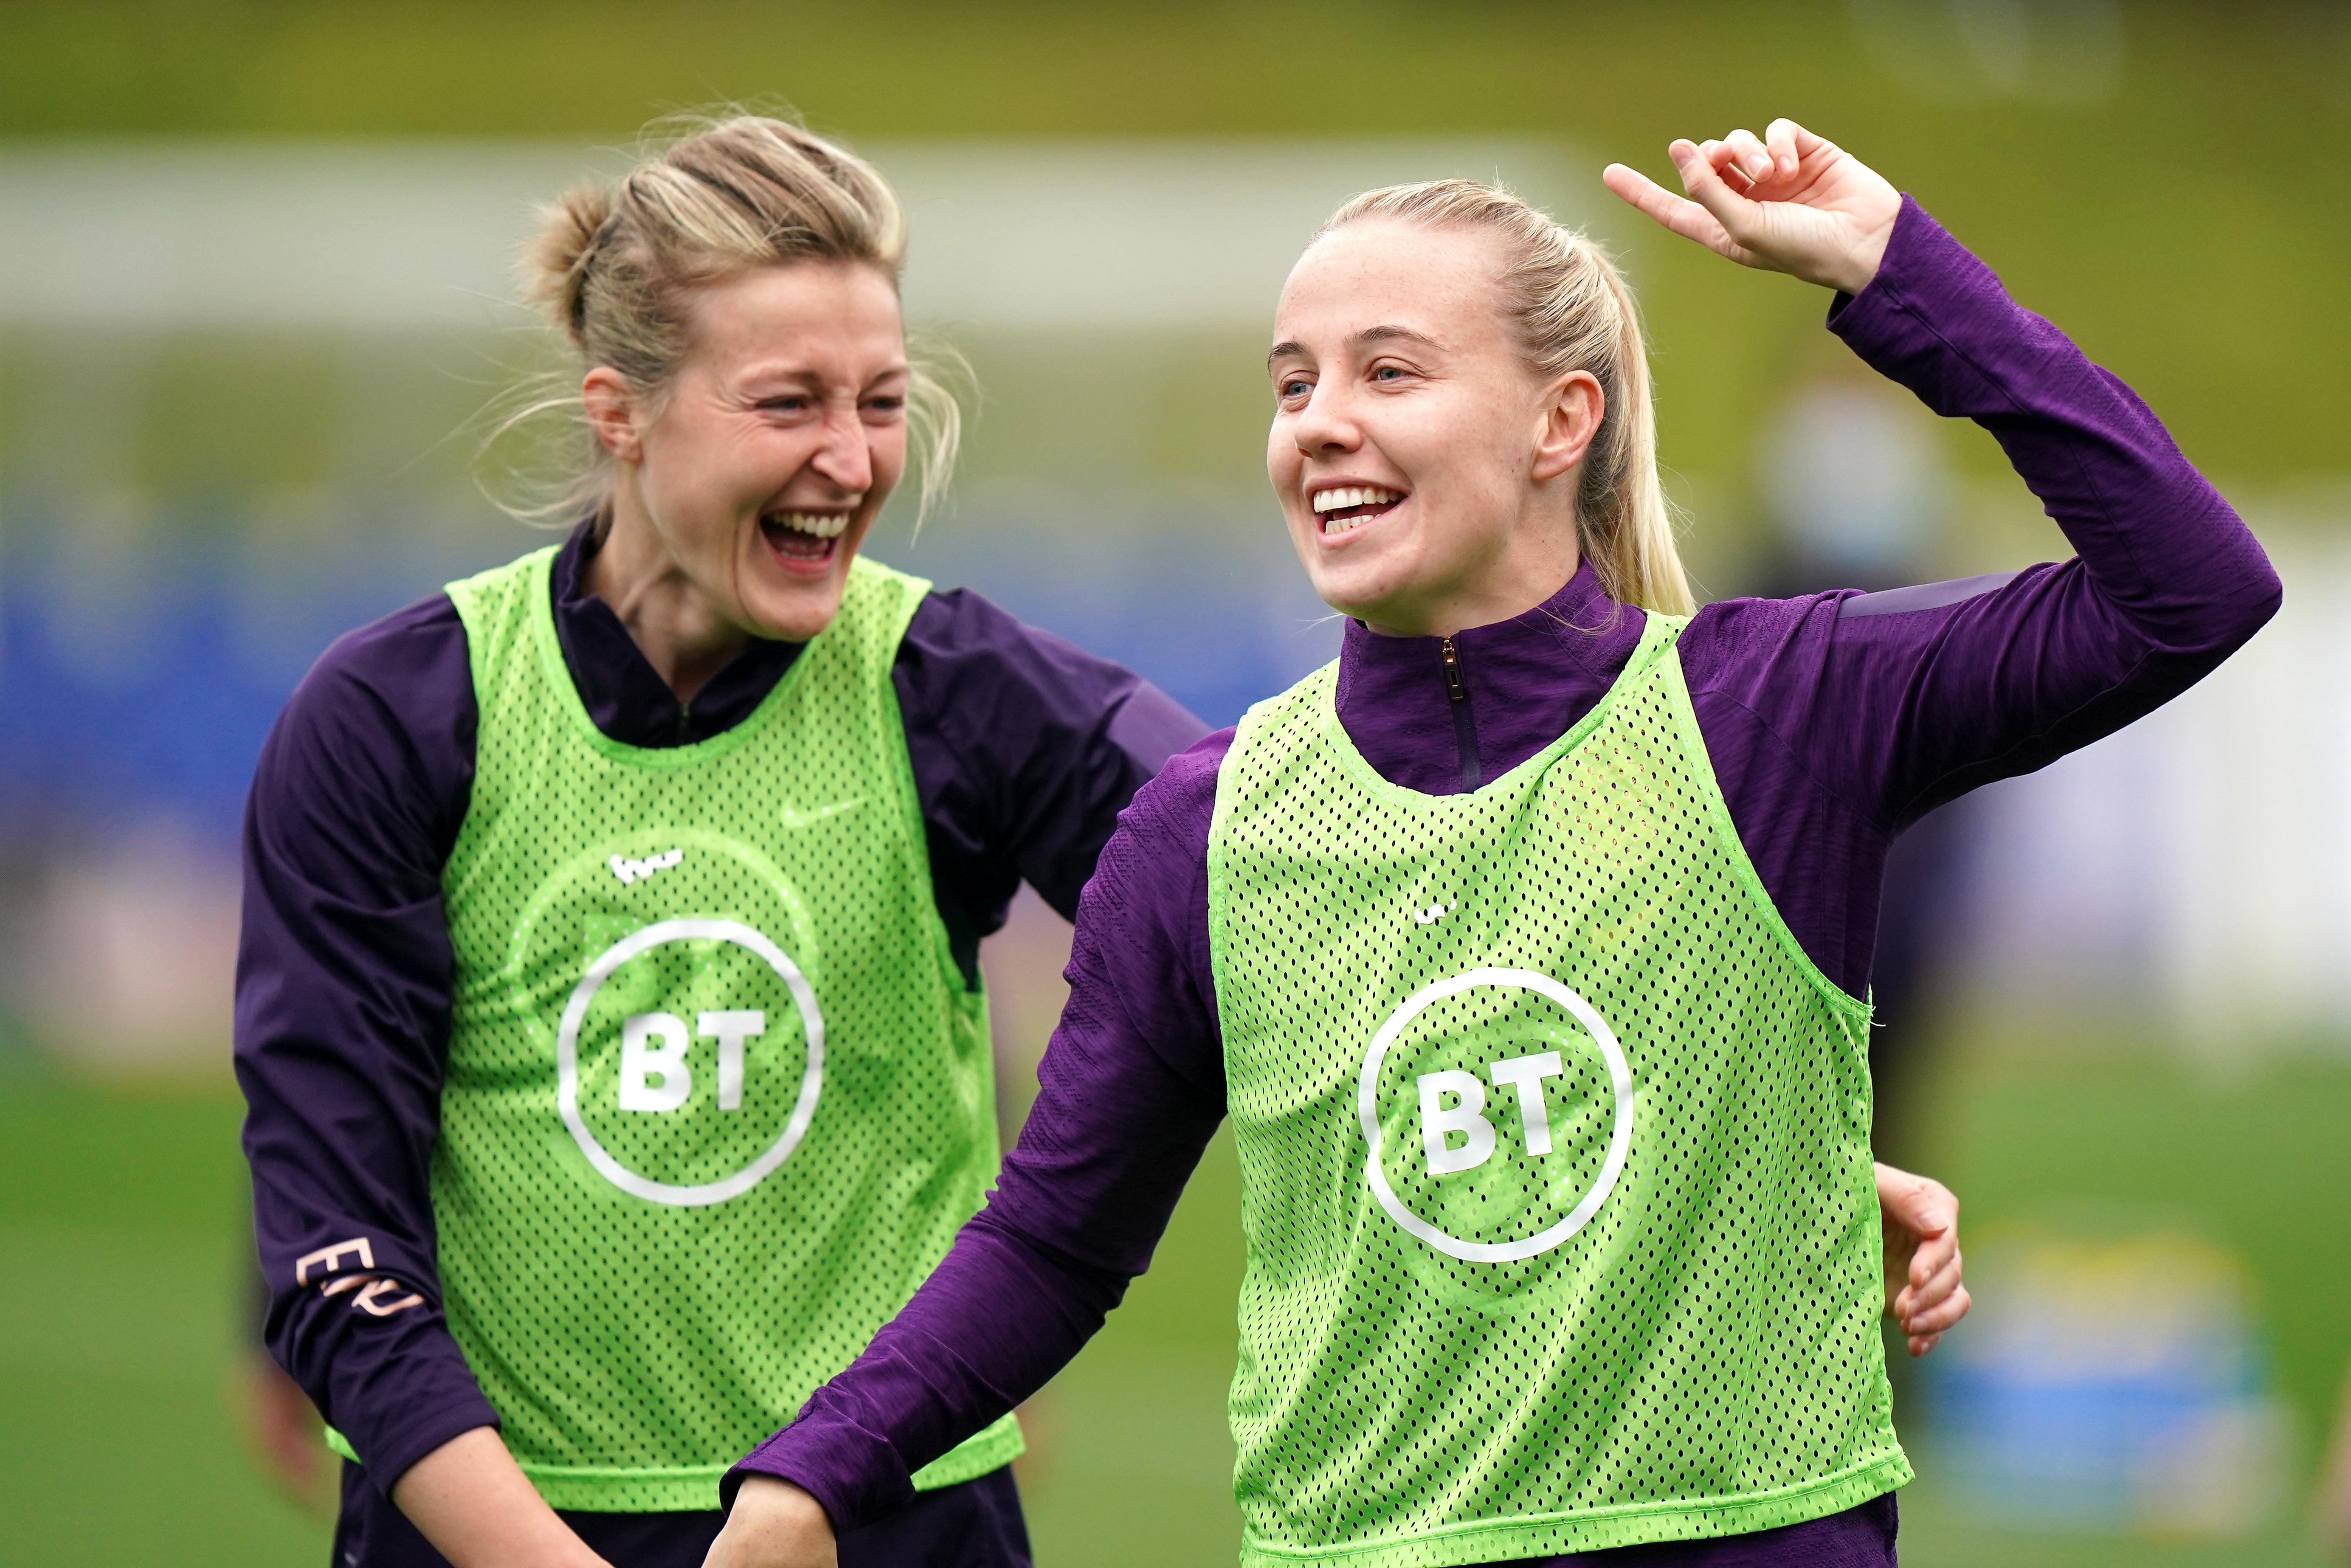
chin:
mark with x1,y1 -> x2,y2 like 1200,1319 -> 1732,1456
744,580 -> 848,643
1305,557 -> 1419,625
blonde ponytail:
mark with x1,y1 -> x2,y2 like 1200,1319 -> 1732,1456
1315,181 -> 1693,616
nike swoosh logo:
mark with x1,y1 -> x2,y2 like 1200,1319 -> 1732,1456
780,799 -> 866,829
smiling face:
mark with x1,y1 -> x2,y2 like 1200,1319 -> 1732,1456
1267,220 -> 1600,637
588,259 -> 910,656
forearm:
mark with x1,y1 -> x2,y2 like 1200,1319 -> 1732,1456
1832,197 -> 2278,647
237,622 -> 495,1488
244,986 -> 496,1481
258,1238 -> 499,1486
730,755 -> 1233,1530
1777,200 -> 2281,822
729,1064 -> 1222,1529
729,1215 -> 1135,1528
392,1427 -> 608,1568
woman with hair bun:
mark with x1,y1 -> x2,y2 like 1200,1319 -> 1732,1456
713,121 -> 2277,1566
236,116 -> 1207,1566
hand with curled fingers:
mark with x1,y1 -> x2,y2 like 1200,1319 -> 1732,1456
1874,1161 -> 1969,1357
1602,119 -> 1901,296
701,1477 -> 838,1568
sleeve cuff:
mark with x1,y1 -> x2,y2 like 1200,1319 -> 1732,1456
1822,194 -> 2029,407
723,1397 -> 916,1533
342,1374 -> 504,1499
1825,194 -> 1948,331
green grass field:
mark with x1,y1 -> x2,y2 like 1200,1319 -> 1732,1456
4,1028 -> 2347,1565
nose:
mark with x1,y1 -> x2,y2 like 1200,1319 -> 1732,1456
809,400 -> 873,495
1291,380 -> 1361,458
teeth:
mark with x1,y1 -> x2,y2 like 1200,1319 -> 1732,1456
1310,486 -> 1402,514
772,512 -> 850,539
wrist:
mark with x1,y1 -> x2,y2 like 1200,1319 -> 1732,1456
1831,225 -> 1892,297
736,1473 -> 835,1529
392,1426 -> 608,1568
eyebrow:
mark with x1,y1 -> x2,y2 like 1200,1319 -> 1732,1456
1354,324 -> 1443,354
736,361 -> 908,392
1267,324 -> 1444,373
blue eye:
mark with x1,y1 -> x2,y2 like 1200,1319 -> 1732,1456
1282,379 -> 1311,399
1374,365 -> 1404,381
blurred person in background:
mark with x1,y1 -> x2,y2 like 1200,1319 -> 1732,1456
702,112 -> 2281,1568
235,115 -> 1203,1568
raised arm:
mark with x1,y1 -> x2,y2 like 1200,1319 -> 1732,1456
708,735 -> 1236,1566
1610,121 -> 2278,825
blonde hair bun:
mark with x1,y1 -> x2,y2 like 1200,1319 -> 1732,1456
503,113 -> 960,528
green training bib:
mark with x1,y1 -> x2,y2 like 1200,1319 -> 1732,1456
411,546 -> 1019,1511
1208,613 -> 1905,1567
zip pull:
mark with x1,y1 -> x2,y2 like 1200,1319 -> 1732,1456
1439,636 -> 1480,791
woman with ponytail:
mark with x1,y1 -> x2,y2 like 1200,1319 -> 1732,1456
710,117 -> 2272,1567
236,116 -> 1207,1567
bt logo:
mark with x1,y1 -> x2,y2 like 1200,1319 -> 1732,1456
1359,968 -> 1634,1264
1416,1050 -> 1567,1175
557,918 -> 823,1207
617,1010 -> 766,1112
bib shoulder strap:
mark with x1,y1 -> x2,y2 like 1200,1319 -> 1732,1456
443,545 -> 560,712
831,555 -> 933,672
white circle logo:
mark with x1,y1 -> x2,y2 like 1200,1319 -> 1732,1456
1357,967 -> 1633,1263
555,918 -> 822,1207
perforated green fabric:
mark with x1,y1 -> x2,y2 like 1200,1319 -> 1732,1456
429,546 -> 1019,1512
1208,614 -> 1905,1567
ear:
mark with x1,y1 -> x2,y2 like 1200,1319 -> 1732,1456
1532,371 -> 1605,484
582,367 -> 645,464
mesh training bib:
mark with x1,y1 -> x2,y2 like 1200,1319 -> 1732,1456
423,546 -> 1019,1511
1208,614 -> 1906,1567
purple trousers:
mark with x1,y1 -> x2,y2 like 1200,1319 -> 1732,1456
329,1462 -> 1032,1568
1522,1493 -> 1898,1566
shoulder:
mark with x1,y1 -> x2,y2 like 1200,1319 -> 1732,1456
283,592 -> 473,748
256,592 -> 476,849
900,586 -> 1129,700
1676,592 -> 1848,701
897,586 -> 1205,763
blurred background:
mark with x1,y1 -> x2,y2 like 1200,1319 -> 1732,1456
3,2 -> 2348,1563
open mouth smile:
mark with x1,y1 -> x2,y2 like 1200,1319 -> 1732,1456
1311,485 -> 1405,535
760,510 -> 850,566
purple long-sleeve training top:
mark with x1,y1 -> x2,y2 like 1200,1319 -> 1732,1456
236,532 -> 1207,1507
732,198 -> 2283,1562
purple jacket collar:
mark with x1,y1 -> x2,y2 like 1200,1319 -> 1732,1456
1332,560 -> 1646,796
550,522 -> 806,749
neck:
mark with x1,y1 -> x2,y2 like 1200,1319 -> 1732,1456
583,497 -> 753,705
1357,528 -> 1582,640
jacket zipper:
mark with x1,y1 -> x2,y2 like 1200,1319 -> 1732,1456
1440,636 -> 1481,792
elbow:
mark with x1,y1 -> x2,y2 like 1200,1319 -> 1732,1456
2250,551 -> 2285,632
2208,537 -> 2284,653
2159,506 -> 2284,657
